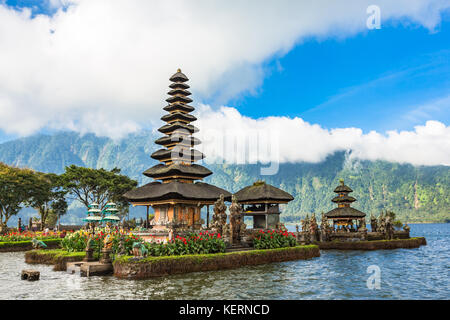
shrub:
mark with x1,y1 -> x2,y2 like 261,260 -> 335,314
61,228 -> 142,256
253,229 -> 297,249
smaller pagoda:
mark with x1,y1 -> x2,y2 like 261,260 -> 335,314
234,181 -> 294,229
102,203 -> 120,224
84,203 -> 102,224
324,179 -> 366,231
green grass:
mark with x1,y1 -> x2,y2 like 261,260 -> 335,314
0,239 -> 61,248
114,245 -> 318,264
27,248 -> 99,260
30,249 -> 85,258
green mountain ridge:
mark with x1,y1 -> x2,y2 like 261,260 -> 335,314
0,131 -> 449,224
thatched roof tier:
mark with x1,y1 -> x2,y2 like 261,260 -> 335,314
168,89 -> 192,96
234,181 -> 294,204
163,103 -> 195,113
155,135 -> 201,147
332,195 -> 356,203
150,148 -> 205,162
143,163 -> 212,179
161,112 -> 197,123
124,181 -> 232,203
169,70 -> 189,82
324,207 -> 366,218
169,82 -> 190,90
334,182 -> 353,193
158,122 -> 199,134
166,95 -> 193,104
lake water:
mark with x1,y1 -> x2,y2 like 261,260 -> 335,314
0,223 -> 448,300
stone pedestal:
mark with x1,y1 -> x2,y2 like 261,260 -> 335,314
83,248 -> 95,262
99,248 -> 112,264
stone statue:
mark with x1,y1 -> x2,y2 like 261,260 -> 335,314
116,237 -> 127,256
211,194 -> 228,235
360,217 -> 367,231
309,214 -> 318,242
103,233 -> 113,250
370,213 -> 377,232
303,214 -> 310,232
32,238 -> 47,249
378,212 -> 386,234
320,213 -> 331,242
228,195 -> 242,245
84,235 -> 95,262
385,215 -> 394,240
131,242 -> 148,257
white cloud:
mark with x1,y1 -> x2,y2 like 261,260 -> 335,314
196,106 -> 450,166
0,0 -> 449,139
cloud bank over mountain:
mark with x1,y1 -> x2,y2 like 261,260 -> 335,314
196,106 -> 450,166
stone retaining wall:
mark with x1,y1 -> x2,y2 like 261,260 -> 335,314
318,237 -> 426,250
114,245 -> 320,280
24,250 -> 85,271
0,239 -> 61,252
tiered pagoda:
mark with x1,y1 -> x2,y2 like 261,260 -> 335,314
324,179 -> 366,230
124,69 -> 231,233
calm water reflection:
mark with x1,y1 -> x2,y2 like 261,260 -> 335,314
0,224 -> 448,300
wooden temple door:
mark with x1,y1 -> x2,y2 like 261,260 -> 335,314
188,207 -> 195,227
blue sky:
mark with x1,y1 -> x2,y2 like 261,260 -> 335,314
0,1 -> 449,145
222,18 -> 450,133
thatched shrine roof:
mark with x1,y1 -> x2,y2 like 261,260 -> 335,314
234,181 -> 294,203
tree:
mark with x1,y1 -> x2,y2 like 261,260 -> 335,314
30,173 -> 68,231
0,163 -> 38,233
60,165 -> 137,217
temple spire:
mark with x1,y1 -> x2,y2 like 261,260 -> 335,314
146,69 -> 210,182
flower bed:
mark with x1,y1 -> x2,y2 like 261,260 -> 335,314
145,231 -> 225,256
253,229 -> 297,249
0,231 -> 66,242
